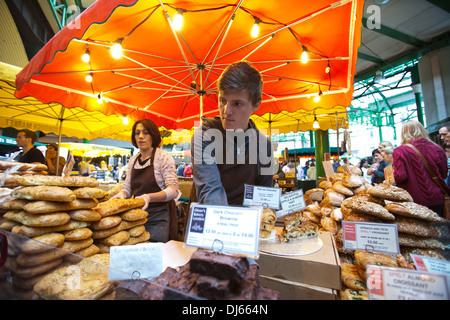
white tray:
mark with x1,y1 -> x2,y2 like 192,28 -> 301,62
259,236 -> 323,256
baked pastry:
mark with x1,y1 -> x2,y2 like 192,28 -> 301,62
23,199 -> 98,214
392,216 -> 439,238
354,250 -> 398,281
397,233 -> 445,250
340,288 -> 368,300
341,262 -> 366,291
385,201 -> 447,223
278,221 -> 318,242
369,183 -> 413,202
4,210 -> 70,227
94,198 -> 146,217
11,186 -> 76,202
16,175 -> 99,187
283,211 -> 303,230
332,181 -> 354,196
344,197 -> 395,221
304,188 -> 324,202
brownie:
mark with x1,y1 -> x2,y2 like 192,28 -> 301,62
115,279 -> 148,300
196,275 -> 233,300
189,250 -> 249,284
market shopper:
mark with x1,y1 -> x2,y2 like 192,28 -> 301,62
191,61 -> 273,206
439,122 -> 450,145
367,148 -> 387,184
111,119 -> 180,242
393,120 -> 449,216
15,129 -> 45,164
45,143 -> 66,176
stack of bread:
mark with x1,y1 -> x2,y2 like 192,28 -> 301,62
299,164 -> 449,300
91,198 -> 150,252
0,160 -> 48,177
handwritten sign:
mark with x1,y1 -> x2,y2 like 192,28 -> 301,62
185,203 -> 261,258
242,184 -> 281,209
276,189 -> 306,218
342,221 -> 399,254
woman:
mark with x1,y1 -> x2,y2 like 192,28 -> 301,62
359,158 -> 371,182
393,120 -> 449,216
111,119 -> 180,242
45,143 -> 66,176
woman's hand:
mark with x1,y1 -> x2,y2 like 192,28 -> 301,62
110,190 -> 127,200
136,194 -> 150,211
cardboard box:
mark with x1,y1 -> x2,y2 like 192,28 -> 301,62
178,180 -> 193,198
257,231 -> 341,290
260,275 -> 337,300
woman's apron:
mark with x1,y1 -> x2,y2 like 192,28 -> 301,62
130,148 -> 175,242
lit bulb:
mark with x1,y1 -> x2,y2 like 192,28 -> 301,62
251,21 -> 260,38
173,12 -> 184,31
325,66 -> 330,73
111,42 -> 122,59
81,52 -> 90,63
313,117 -> 320,129
121,116 -> 129,125
301,50 -> 308,63
85,73 -> 93,83
314,94 -> 321,103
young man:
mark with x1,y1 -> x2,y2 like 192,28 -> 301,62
191,61 -> 273,206
15,129 -> 45,164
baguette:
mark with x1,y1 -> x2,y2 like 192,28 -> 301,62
0,198 -> 29,210
94,198 -> 146,217
122,231 -> 150,246
98,231 -> 130,246
120,208 -> 149,222
15,248 -> 68,267
0,160 -> 47,172
12,186 -> 76,202
68,209 -> 101,222
13,258 -> 64,278
91,216 -> 122,230
16,175 -> 99,187
91,218 -> 147,239
23,198 -> 98,214
72,187 -> 107,199
62,227 -> 93,241
21,233 -> 66,254
4,210 -> 70,227
60,238 -> 94,253
11,220 -> 91,237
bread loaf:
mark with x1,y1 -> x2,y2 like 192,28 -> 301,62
21,233 -> 65,254
72,187 -> 107,199
12,186 -> 76,202
94,198 -> 146,217
4,210 -> 70,227
369,183 -> 413,202
16,175 -> 99,187
23,199 -> 98,214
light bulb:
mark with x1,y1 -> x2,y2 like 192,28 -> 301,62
111,42 -> 122,59
85,73 -> 93,83
301,50 -> 308,63
121,116 -> 129,125
81,51 -> 90,63
251,20 -> 260,38
173,12 -> 184,31
314,94 -> 321,103
313,117 -> 320,129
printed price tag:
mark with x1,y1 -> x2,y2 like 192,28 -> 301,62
278,189 -> 306,217
411,255 -> 450,275
109,243 -> 163,280
242,184 -> 281,209
342,221 -> 399,254
367,265 -> 449,300
185,203 -> 261,258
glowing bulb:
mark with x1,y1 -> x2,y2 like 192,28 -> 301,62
81,51 -> 90,63
314,94 -> 321,103
111,42 -> 122,59
85,73 -> 93,83
173,12 -> 184,31
121,116 -> 129,125
251,21 -> 260,38
313,117 -> 320,129
301,50 -> 308,63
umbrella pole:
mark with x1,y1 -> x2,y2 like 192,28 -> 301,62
56,108 -> 65,176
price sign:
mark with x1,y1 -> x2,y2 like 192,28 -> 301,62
342,221 -> 399,254
277,189 -> 306,218
367,265 -> 449,300
185,203 -> 261,258
242,184 -> 281,209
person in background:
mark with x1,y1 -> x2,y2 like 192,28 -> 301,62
177,162 -> 185,177
367,148 -> 386,185
183,163 -> 192,178
15,129 -> 45,164
296,161 -> 304,180
332,158 -> 340,173
79,158 -> 92,176
306,160 -> 316,180
393,120 -> 449,217
111,119 -> 180,242
190,61 -> 273,206
302,160 -> 310,177
359,158 -> 371,182
45,143 -> 66,176
439,123 -> 450,187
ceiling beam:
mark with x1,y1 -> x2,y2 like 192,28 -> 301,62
426,0 -> 450,14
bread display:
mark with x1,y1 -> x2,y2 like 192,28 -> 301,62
259,208 -> 277,238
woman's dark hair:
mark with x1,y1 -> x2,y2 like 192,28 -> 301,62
131,119 -> 161,148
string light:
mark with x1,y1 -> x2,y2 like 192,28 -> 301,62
301,45 -> 309,63
173,10 -> 184,31
85,73 -> 93,83
314,88 -> 323,103
81,47 -> 90,63
110,40 -> 123,59
121,115 -> 129,125
313,116 -> 320,129
251,17 -> 260,38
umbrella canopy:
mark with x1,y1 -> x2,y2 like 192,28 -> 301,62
15,0 -> 364,130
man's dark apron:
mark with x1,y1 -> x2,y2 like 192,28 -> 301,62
131,148 -> 177,242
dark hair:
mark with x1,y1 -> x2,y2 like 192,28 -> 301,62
18,129 -> 38,144
131,119 -> 161,148
372,148 -> 380,157
47,143 -> 59,151
217,61 -> 263,106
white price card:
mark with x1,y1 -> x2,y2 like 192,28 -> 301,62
342,221 -> 399,254
367,265 -> 450,300
278,189 -> 306,217
411,254 -> 450,276
242,184 -> 281,209
185,203 -> 261,258
109,243 -> 163,281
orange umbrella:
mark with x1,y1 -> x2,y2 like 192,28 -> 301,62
15,0 -> 363,130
